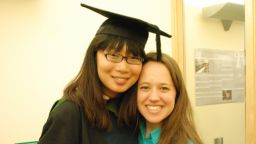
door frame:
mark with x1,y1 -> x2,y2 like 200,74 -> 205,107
245,0 -> 256,143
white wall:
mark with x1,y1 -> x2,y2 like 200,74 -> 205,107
0,0 -> 171,143
184,0 -> 245,144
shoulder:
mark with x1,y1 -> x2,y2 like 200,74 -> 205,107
48,99 -> 82,122
51,99 -> 79,112
39,99 -> 84,143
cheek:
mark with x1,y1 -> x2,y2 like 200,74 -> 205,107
169,97 -> 176,108
163,92 -> 176,104
137,90 -> 148,104
97,56 -> 112,74
98,63 -> 111,74
137,94 -> 144,112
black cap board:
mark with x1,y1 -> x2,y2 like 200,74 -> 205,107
81,3 -> 171,60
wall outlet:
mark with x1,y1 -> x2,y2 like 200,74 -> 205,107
214,137 -> 223,144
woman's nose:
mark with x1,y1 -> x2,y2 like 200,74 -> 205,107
115,59 -> 129,72
149,88 -> 160,101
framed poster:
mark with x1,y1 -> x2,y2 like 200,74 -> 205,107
195,49 -> 245,106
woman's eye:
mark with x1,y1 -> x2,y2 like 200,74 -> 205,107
110,53 -> 119,57
160,87 -> 170,92
139,86 -> 149,91
107,53 -> 121,59
128,56 -> 141,60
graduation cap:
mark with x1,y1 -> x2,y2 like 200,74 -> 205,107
81,3 -> 171,60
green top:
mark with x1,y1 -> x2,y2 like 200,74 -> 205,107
138,121 -> 194,144
138,121 -> 160,144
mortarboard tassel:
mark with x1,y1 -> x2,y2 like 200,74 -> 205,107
155,26 -> 162,61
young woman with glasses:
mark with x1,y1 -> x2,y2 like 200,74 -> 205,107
38,3 -> 170,144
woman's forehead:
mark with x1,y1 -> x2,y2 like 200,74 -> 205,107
106,44 -> 136,54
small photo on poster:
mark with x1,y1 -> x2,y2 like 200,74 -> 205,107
195,59 -> 209,73
222,90 -> 232,100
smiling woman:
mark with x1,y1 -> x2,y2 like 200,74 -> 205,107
128,52 -> 203,144
137,61 -> 176,131
96,47 -> 143,98
0,0 -> 171,143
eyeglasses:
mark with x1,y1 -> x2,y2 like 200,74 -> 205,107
104,53 -> 144,65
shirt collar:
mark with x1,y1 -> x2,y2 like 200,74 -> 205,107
139,121 -> 160,144
103,94 -> 110,100
105,97 -> 120,115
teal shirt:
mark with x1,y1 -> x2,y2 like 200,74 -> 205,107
138,121 -> 194,144
138,122 -> 160,144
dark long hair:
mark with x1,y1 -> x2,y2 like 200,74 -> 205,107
63,34 -> 145,130
126,52 -> 203,144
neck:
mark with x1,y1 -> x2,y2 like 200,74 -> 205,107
102,88 -> 119,99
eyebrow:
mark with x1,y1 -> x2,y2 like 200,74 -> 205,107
138,82 -> 171,85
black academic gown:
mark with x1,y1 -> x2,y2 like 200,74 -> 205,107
38,99 -> 138,144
